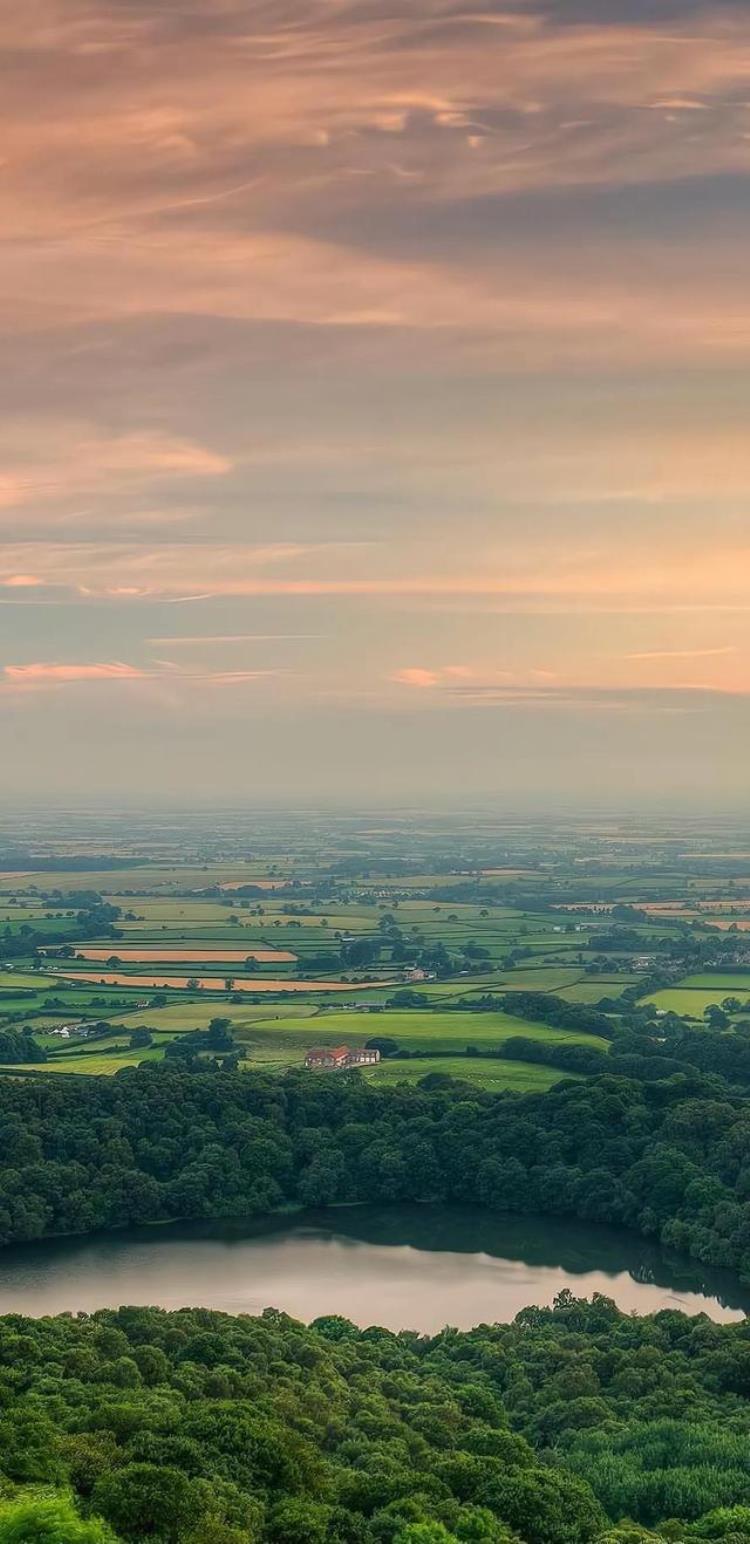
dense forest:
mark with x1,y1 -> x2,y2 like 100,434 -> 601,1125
3,1294 -> 750,1541
4,1065 -> 750,1539
2,1063 -> 750,1287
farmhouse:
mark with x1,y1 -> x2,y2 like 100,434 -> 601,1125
305,1045 -> 381,1070
50,1022 -> 96,1040
305,1045 -> 351,1069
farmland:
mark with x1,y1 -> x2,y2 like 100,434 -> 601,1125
360,1057 -> 569,1091
1,808 -> 750,1087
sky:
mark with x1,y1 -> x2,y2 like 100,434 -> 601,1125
2,0 -> 750,805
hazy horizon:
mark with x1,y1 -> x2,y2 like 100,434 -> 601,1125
2,0 -> 749,802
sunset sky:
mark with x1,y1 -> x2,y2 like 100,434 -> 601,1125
2,0 -> 750,803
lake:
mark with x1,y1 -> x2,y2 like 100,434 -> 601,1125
0,1206 -> 746,1329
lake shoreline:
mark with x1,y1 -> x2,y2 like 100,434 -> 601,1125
0,1203 -> 747,1329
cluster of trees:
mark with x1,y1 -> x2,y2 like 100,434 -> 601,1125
4,1295 -> 750,1541
163,1017 -> 241,1070
497,995 -> 614,1041
605,1019 -> 750,1088
0,1027 -> 45,1063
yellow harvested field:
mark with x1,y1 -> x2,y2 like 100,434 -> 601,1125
55,971 -> 392,993
70,947 -> 298,963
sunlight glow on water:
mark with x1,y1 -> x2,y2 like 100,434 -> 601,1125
0,1210 -> 744,1330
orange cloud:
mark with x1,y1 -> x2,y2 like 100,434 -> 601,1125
625,647 -> 738,661
391,664 -> 478,688
391,667 -> 441,687
3,661 -> 148,686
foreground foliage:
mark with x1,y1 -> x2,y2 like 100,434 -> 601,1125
3,1297 -> 750,1542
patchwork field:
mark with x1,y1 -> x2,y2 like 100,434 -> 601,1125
54,971 -> 393,994
1,818 -> 747,1088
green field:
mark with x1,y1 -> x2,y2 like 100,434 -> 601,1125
293,1008 -> 609,1052
17,1042 -> 578,1093
641,990 -> 747,1017
554,980 -> 631,1003
0,971 -> 59,990
678,973 -> 750,993
361,1058 -> 572,1091
107,1000 -> 318,1032
18,1051 -> 163,1075
7,998 -> 607,1088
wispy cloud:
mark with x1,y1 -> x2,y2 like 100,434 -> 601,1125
3,661 -> 147,686
391,664 -> 475,687
1,538 -> 750,615
0,425 -> 230,518
625,646 -> 738,660
147,634 -> 320,646
1,658 -> 284,693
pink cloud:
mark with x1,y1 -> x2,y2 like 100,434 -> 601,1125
391,664 -> 478,688
4,661 -> 147,685
1,659 -> 286,694
391,667 -> 441,687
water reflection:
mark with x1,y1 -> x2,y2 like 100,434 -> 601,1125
0,1206 -> 745,1331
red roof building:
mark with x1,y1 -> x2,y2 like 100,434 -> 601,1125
304,1045 -> 381,1070
305,1045 -> 351,1069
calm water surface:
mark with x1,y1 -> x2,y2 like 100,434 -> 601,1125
0,1207 -> 746,1330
